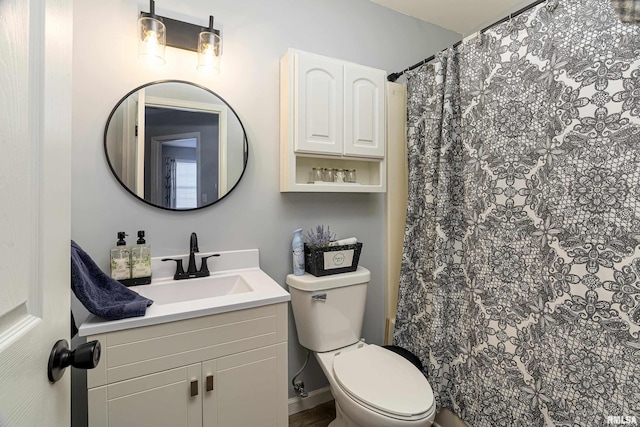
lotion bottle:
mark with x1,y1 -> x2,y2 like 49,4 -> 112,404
131,230 -> 152,282
110,232 -> 131,280
292,228 -> 305,276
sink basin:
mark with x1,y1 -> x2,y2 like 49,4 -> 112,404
77,249 -> 291,337
134,274 -> 253,305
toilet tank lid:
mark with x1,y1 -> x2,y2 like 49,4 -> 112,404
286,267 -> 370,291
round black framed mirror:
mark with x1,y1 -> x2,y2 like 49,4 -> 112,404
104,80 -> 248,211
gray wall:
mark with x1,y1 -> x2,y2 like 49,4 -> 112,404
71,0 -> 459,407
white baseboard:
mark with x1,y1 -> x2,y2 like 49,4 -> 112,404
288,386 -> 333,415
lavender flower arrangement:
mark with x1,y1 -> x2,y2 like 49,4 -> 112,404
303,225 -> 336,248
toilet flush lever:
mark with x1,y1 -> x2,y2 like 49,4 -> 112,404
312,293 -> 327,302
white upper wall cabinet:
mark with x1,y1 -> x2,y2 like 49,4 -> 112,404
281,49 -> 387,193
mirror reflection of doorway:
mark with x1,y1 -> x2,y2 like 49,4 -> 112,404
144,106 -> 220,209
159,137 -> 198,209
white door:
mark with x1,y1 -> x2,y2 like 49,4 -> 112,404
205,344 -> 285,427
294,52 -> 344,156
0,0 -> 72,426
88,364 -> 202,427
344,64 -> 386,158
120,96 -> 139,192
136,89 -> 147,198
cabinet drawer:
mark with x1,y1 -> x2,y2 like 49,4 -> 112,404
88,303 -> 287,388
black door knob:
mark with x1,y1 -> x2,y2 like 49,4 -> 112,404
48,339 -> 101,383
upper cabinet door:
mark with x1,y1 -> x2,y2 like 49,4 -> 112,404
344,64 -> 386,158
294,53 -> 344,155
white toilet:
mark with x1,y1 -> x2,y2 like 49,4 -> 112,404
286,266 -> 436,427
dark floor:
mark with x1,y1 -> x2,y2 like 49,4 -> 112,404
288,400 -> 469,427
289,400 -> 336,427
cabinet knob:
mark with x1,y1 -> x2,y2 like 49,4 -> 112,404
190,380 -> 199,397
206,375 -> 214,392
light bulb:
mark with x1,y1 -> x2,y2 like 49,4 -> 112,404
197,31 -> 221,73
138,17 -> 166,65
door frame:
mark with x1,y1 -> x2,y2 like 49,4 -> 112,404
149,131 -> 201,207
145,96 -> 228,198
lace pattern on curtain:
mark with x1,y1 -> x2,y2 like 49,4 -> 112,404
394,0 -> 640,425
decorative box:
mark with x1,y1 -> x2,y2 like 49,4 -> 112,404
304,243 -> 362,277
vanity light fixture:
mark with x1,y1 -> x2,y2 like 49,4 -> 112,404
138,1 -> 222,73
138,0 -> 166,65
197,16 -> 222,74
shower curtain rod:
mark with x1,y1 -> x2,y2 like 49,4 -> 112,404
387,0 -> 547,82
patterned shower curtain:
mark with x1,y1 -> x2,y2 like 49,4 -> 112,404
394,0 -> 640,425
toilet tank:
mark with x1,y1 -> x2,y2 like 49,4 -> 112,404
286,267 -> 370,352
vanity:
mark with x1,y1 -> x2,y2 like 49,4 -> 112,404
78,249 -> 290,427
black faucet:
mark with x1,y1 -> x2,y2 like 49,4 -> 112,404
187,232 -> 199,275
161,232 -> 220,280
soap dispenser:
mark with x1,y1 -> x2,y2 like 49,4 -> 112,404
131,230 -> 152,285
110,232 -> 131,281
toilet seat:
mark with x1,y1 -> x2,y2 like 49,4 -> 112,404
332,345 -> 435,420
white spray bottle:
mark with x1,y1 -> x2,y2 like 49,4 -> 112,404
292,228 -> 305,276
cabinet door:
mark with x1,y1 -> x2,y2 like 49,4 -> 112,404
294,52 -> 344,155
203,344 -> 286,427
88,364 -> 202,427
344,64 -> 386,158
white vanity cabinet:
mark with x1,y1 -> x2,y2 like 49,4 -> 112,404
86,303 -> 288,427
280,48 -> 387,192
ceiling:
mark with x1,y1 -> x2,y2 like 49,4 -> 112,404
367,0 -> 539,35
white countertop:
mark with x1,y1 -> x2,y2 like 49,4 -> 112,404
78,249 -> 290,337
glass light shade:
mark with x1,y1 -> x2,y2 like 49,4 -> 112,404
138,16 -> 166,65
197,31 -> 221,73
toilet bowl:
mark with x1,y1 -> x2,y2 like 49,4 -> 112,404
315,342 -> 436,427
286,267 -> 436,427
